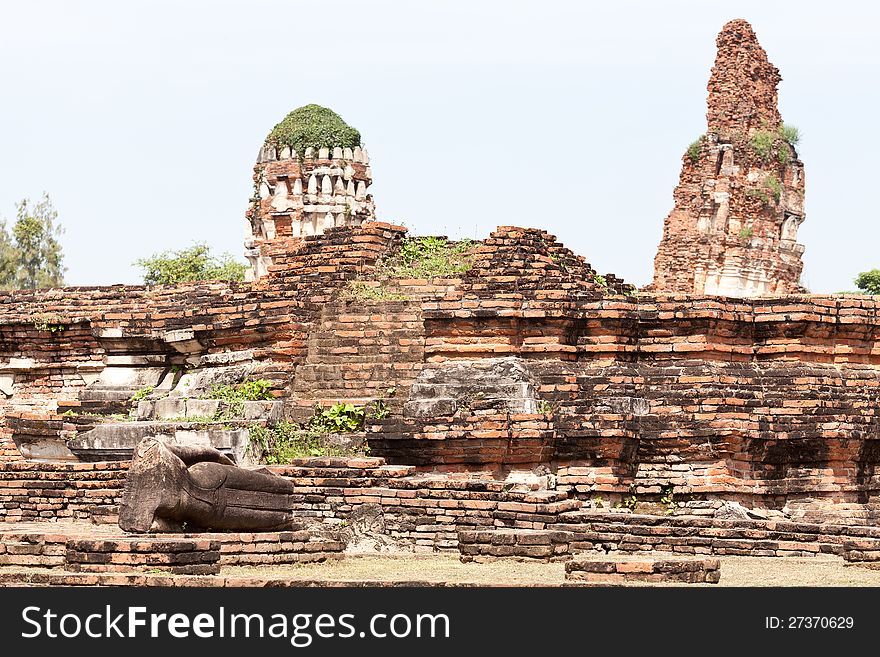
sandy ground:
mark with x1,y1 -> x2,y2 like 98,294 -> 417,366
224,553 -> 880,587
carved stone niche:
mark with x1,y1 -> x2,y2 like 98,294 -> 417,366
781,213 -> 801,242
118,437 -> 298,533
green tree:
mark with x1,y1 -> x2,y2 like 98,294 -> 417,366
0,194 -> 66,290
855,270 -> 880,295
0,222 -> 16,288
134,243 -> 247,285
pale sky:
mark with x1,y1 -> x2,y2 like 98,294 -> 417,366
1,0 -> 877,292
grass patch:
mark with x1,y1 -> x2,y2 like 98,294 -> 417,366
764,175 -> 782,203
738,226 -> 754,240
749,130 -> 775,161
779,123 -> 800,145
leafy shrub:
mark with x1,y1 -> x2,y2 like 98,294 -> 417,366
131,386 -> 154,402
135,243 -> 246,285
381,237 -> 474,279
686,137 -> 702,162
738,226 -> 754,240
745,188 -> 770,204
855,270 -> 880,295
307,402 -> 365,433
266,104 -> 361,154
249,421 -> 361,464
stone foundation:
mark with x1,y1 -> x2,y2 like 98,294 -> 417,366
564,553 -> 721,584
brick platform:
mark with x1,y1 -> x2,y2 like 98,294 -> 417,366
66,538 -> 221,575
565,552 -> 721,584
0,522 -> 343,573
457,511 -> 880,562
458,529 -> 571,562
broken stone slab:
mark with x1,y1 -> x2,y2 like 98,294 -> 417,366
240,401 -> 283,421
403,398 -> 457,418
186,350 -> 254,368
90,366 -> 166,390
0,357 -> 36,370
163,329 -> 204,355
186,399 -> 221,418
169,364 -> 254,398
105,354 -> 167,366
153,398 -> 187,419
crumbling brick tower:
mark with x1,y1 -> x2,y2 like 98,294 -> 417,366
244,104 -> 376,279
651,19 -> 806,297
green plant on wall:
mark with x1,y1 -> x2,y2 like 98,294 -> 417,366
130,386 -> 154,403
308,402 -> 366,433
763,175 -> 782,203
779,123 -> 800,145
686,137 -> 702,163
380,236 -> 475,279
249,421 -> 362,464
203,379 -> 274,403
266,104 -> 361,154
31,312 -> 66,333
749,130 -> 775,161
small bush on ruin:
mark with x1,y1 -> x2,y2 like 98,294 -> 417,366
686,137 -> 702,162
380,236 -> 475,279
749,130 -> 775,161
130,386 -> 154,403
764,175 -> 783,203
249,421 -> 363,464
738,226 -> 754,240
204,379 -> 274,403
266,104 -> 361,154
134,243 -> 247,285
745,188 -> 770,205
779,123 -> 800,145
308,402 -> 366,433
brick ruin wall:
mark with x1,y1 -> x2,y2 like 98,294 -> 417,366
0,223 -> 878,525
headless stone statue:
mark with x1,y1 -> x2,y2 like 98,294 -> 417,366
119,437 -> 298,533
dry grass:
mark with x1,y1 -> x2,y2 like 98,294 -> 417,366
224,553 -> 880,587
225,554 -> 565,585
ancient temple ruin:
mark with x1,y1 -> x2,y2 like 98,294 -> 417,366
0,20 -> 879,586
650,19 -> 806,297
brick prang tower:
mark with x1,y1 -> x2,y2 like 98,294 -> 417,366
244,109 -> 376,280
650,19 -> 806,297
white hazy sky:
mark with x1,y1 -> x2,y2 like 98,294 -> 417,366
1,0 -> 877,291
